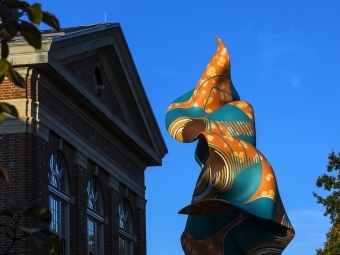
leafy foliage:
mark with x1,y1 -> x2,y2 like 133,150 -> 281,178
313,151 -> 340,224
316,223 -> 340,255
0,1 -> 61,254
0,0 -> 60,103
0,200 -> 62,255
313,151 -> 340,254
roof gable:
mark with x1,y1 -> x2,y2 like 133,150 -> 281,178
8,23 -> 167,166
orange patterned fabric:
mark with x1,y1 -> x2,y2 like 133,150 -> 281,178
165,37 -> 294,254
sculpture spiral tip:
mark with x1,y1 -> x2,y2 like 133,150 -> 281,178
165,36 -> 294,254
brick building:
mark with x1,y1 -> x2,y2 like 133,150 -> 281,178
0,23 -> 167,255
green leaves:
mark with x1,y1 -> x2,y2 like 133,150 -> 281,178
24,207 -> 52,224
5,0 -> 30,10
0,208 -> 13,217
0,59 -> 25,87
6,200 -> 53,224
0,101 -> 19,124
18,20 -> 41,49
0,101 -> 18,123
0,2 -> 62,255
5,20 -> 19,39
2,201 -> 62,254
0,102 -> 19,117
8,199 -> 27,214
314,150 -> 340,253
20,227 -> 62,255
327,151 -> 340,172
1,39 -> 9,58
314,150 -> 340,224
20,227 -> 59,255
0,1 -> 60,90
5,61 -> 26,87
0,59 -> 9,76
0,165 -> 9,183
27,3 -> 43,24
40,229 -> 63,255
0,87 -> 19,122
42,12 -> 60,31
19,223 -> 62,255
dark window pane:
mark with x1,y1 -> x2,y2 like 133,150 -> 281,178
50,197 -> 59,234
88,219 -> 95,253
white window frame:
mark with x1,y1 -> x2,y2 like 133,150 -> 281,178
87,178 -> 104,255
48,151 -> 70,255
88,217 -> 104,255
118,200 -> 133,255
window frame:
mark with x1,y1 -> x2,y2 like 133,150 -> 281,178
87,178 -> 104,255
118,199 -> 133,255
48,151 -> 70,255
87,218 -> 103,255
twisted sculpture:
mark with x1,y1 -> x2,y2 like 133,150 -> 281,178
165,37 -> 295,255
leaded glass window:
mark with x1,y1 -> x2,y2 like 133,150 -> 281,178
48,151 -> 69,255
119,200 -> 133,255
50,197 -> 60,234
88,219 -> 95,255
49,152 -> 65,191
119,200 -> 129,231
87,178 -> 103,255
87,179 -> 100,212
119,237 -> 130,255
50,197 -> 66,254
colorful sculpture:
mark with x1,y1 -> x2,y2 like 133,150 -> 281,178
165,37 -> 295,254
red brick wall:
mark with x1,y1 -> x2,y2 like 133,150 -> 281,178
0,80 -> 27,100
0,61 -> 148,254
0,75 -> 38,253
38,81 -> 145,183
0,132 -> 146,254
117,183 -> 146,255
64,48 -> 155,150
0,133 -> 38,254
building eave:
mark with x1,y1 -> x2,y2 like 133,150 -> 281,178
7,23 -> 168,166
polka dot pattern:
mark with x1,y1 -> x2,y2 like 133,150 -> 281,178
165,37 -> 294,254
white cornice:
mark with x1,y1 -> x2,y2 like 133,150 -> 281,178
7,41 -> 52,66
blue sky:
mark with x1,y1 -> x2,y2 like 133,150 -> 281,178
36,1 -> 340,254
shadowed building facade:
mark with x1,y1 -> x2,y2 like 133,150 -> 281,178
0,23 -> 167,255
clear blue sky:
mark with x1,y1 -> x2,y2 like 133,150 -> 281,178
37,1 -> 340,254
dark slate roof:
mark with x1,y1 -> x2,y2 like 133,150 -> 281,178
10,23 -> 118,44
42,23 -> 111,34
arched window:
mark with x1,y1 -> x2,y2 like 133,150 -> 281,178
87,179 -> 100,212
94,67 -> 103,85
87,178 -> 104,255
49,152 -> 65,190
119,199 -> 133,255
118,200 -> 130,231
94,67 -> 104,96
48,151 -> 70,255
